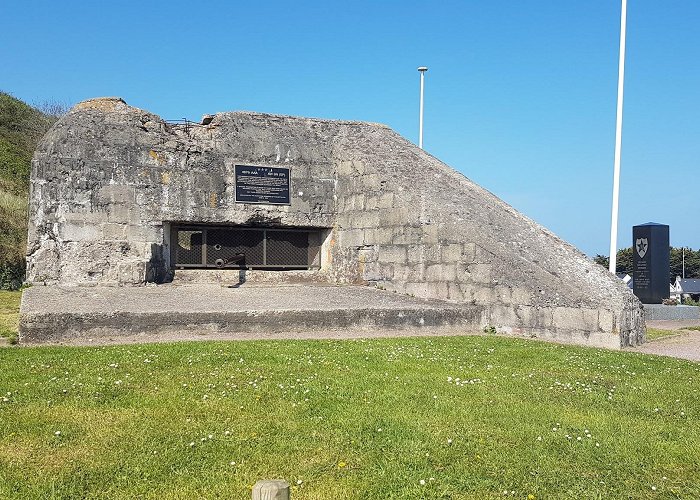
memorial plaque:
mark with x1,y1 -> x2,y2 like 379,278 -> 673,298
632,223 -> 669,304
235,165 -> 291,205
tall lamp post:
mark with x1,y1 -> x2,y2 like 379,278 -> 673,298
608,0 -> 628,273
418,66 -> 428,149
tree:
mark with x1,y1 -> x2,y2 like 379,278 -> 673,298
593,247 -> 633,274
594,254 -> 609,268
670,247 -> 700,280
32,99 -> 70,118
595,246 -> 700,280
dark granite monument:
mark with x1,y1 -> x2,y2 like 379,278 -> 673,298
633,223 -> 670,304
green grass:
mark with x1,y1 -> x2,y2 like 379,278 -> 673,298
646,328 -> 680,341
0,337 -> 698,499
682,326 -> 700,332
0,290 -> 20,344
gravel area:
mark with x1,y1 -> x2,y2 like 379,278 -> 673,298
633,320 -> 700,362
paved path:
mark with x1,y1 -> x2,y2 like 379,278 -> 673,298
632,320 -> 700,362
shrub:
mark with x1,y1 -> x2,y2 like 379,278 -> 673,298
682,297 -> 700,307
0,260 -> 24,291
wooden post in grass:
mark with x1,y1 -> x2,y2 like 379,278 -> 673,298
252,480 -> 290,500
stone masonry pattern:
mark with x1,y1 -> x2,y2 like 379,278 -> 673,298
26,97 -> 645,348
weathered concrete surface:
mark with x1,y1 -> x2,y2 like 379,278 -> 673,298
25,97 -> 645,348
644,304 -> 700,321
19,285 -> 483,345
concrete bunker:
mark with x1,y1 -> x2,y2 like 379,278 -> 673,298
24,97 -> 645,348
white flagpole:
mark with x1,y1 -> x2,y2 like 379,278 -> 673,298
609,0 -> 628,273
418,66 -> 428,148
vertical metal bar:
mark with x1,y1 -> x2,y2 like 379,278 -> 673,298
171,226 -> 177,267
262,229 -> 267,266
202,229 -> 208,267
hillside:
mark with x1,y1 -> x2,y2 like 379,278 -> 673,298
0,91 -> 57,288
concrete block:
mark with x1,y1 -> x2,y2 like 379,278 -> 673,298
97,185 -> 135,205
60,222 -> 100,241
380,245 -> 407,264
392,226 -> 424,245
371,228 -> 393,245
364,196 -> 378,210
341,229 -> 365,247
108,204 -> 135,224
535,307 -> 554,328
336,160 -> 354,176
425,264 -> 456,282
511,287 -> 532,306
404,282 -> 429,297
429,281 -> 450,300
458,283 -> 477,302
407,244 -> 441,264
351,210 -> 380,229
349,194 -> 365,211
441,243 -> 463,262
462,242 -> 477,263
404,263 -> 425,282
381,208 -> 411,226
64,211 -> 110,225
447,282 -> 463,301
494,285 -> 512,303
472,287 -> 495,304
362,174 -> 381,190
361,261 -> 382,281
377,192 -> 394,209
553,307 -> 584,330
117,260 -> 146,285
598,309 -> 615,332
582,308 -> 600,331
490,304 -> 519,328
465,263 -> 491,283
252,480 -> 290,500
127,224 -> 161,242
422,224 -> 440,244
102,223 -> 127,240
516,305 -> 534,325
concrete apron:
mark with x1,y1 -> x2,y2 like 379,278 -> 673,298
19,284 -> 484,345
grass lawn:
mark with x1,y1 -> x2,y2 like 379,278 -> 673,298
0,336 -> 699,499
0,290 -> 20,344
646,328 -> 680,341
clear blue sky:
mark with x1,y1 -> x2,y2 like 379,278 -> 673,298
2,1 -> 698,256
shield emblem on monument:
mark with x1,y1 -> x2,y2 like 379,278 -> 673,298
635,238 -> 648,259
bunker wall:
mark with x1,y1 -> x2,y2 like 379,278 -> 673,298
27,98 -> 644,348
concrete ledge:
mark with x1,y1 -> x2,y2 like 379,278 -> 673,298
19,284 -> 483,345
644,304 -> 700,321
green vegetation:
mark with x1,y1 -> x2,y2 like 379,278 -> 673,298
0,92 -> 62,290
595,247 -> 700,279
0,290 -> 20,344
0,336 -> 698,499
645,328 -> 679,341
682,326 -> 700,332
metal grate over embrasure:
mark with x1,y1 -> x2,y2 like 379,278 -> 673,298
172,225 -> 322,270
